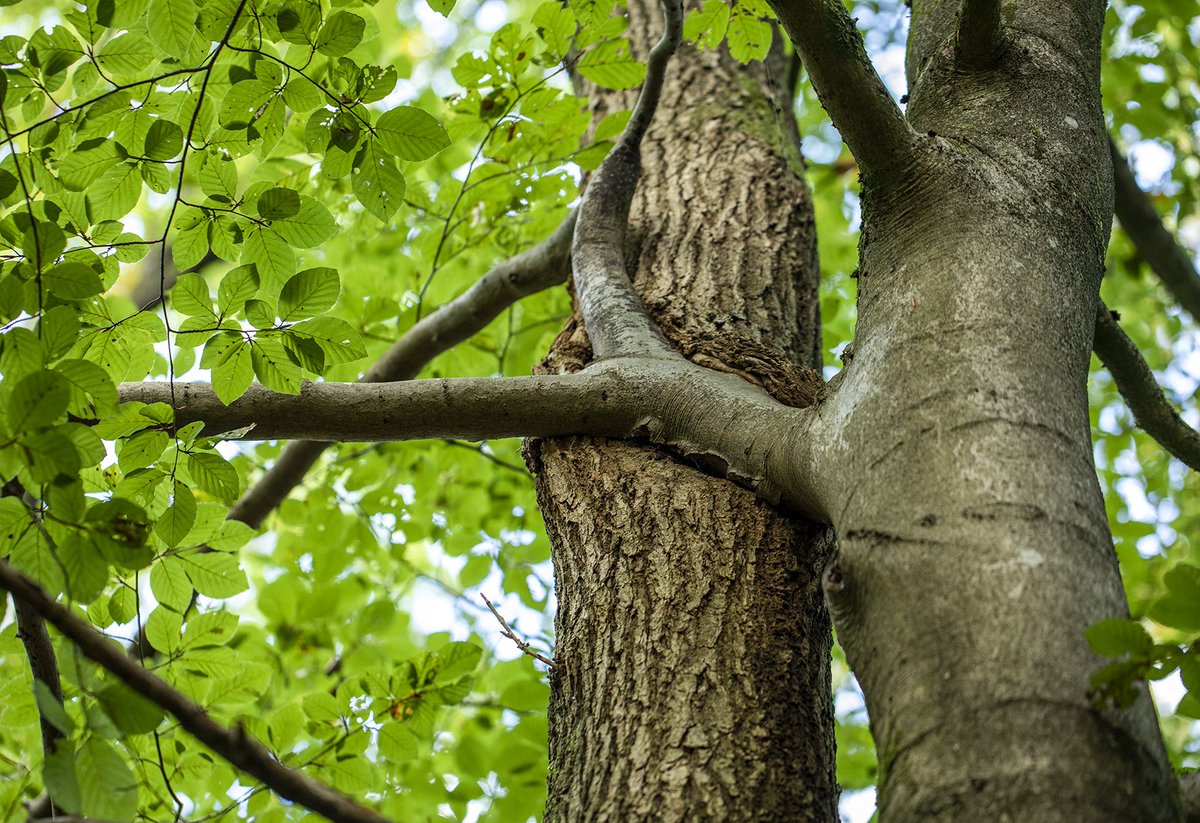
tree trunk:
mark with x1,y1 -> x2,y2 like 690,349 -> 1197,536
530,8 -> 838,821
806,2 -> 1181,819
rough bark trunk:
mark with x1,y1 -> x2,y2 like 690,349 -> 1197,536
804,2 -> 1181,819
530,7 -> 838,821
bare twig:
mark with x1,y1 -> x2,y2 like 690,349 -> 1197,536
955,0 -> 1004,70
1111,137 -> 1200,322
480,593 -> 555,668
571,0 -> 683,359
0,560 -> 394,823
766,0 -> 915,179
1093,305 -> 1200,471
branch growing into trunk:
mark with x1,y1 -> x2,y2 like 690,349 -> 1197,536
571,0 -> 682,359
767,0 -> 914,179
119,358 -> 829,519
0,560 -> 395,823
955,0 -> 1004,70
1093,305 -> 1200,471
230,210 -> 576,528
1111,137 -> 1200,322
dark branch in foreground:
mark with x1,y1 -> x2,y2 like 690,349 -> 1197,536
1093,306 -> 1200,471
0,560 -> 394,823
571,0 -> 682,359
955,0 -> 1004,69
767,0 -> 914,179
1182,771 -> 1200,823
1111,137 -> 1200,322
3,481 -> 65,776
229,211 -> 576,528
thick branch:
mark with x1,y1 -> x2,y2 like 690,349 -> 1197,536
0,560 -> 394,823
1111,137 -> 1200,322
954,0 -> 1004,70
1093,306 -> 1200,471
229,211 -> 576,527
767,0 -> 914,178
1183,771 -> 1200,823
571,0 -> 682,359
119,359 -> 829,519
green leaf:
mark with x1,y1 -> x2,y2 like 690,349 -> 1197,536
218,264 -> 259,312
375,106 -> 451,162
150,555 -> 193,611
251,336 -> 303,393
1086,618 -> 1153,657
245,298 -> 277,329
54,359 -> 119,417
156,480 -> 197,547
109,586 -> 137,623
352,141 -> 406,223
257,187 -> 301,220
208,333 -> 255,404
199,152 -> 239,202
44,262 -> 104,300
33,680 -> 73,735
1149,565 -> 1200,631
577,39 -> 646,89
30,26 -> 82,77
145,605 -> 182,654
95,32 -> 155,76
726,10 -> 771,63
532,2 -> 575,57
291,316 -> 366,365
683,0 -> 730,48
241,224 -> 295,294
182,550 -> 248,597
88,162 -> 143,220
144,118 -> 183,161
315,11 -> 365,57
426,0 -> 456,15
10,370 -> 70,431
279,267 -> 340,320
57,531 -> 108,602
43,749 -> 82,816
118,429 -> 169,472
187,451 -> 240,498
96,683 -> 165,734
172,272 -> 216,317
271,195 -> 338,248
147,0 -> 196,55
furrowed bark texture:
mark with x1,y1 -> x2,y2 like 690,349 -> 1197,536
810,1 -> 1180,819
531,8 -> 836,822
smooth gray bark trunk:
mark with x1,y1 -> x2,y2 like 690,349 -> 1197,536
531,7 -> 838,820
802,1 -> 1181,819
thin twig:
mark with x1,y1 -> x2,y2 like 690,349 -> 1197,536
480,593 -> 555,668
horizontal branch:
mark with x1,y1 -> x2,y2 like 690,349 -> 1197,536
955,0 -> 1004,70
571,0 -> 681,359
119,358 -> 828,520
768,0 -> 915,179
1111,137 -> 1200,322
1093,306 -> 1200,471
0,560 -> 394,823
228,210 -> 576,528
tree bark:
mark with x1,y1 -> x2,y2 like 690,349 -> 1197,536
804,1 -> 1181,819
530,8 -> 837,821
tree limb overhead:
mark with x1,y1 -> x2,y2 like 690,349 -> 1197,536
955,0 -> 1004,70
767,0 -> 915,180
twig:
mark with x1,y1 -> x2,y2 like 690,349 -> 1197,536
0,560 -> 394,823
1093,305 -> 1200,471
480,593 -> 555,668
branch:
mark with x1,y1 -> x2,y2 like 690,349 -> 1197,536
767,0 -> 914,178
1110,137 -> 1200,322
0,560 -> 394,823
954,0 -> 1004,70
571,0 -> 682,359
1093,305 -> 1200,471
480,593 -> 555,668
1182,771 -> 1200,823
228,210 -> 576,528
3,482 -> 65,764
118,357 -> 829,519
